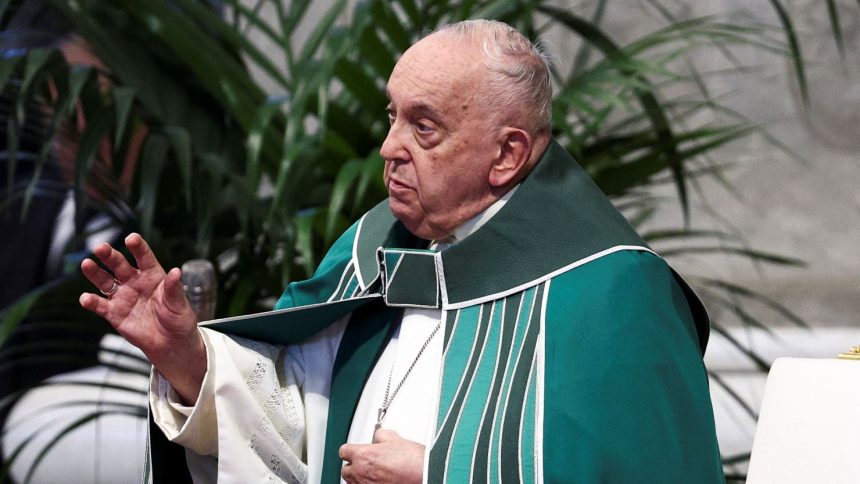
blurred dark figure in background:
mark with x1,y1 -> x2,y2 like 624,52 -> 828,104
0,1 -> 118,469
0,0 -> 72,308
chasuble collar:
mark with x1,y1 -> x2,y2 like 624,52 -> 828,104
354,140 -> 649,307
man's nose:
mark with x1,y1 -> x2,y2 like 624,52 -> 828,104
380,123 -> 409,162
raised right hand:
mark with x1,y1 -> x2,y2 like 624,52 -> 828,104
79,233 -> 206,404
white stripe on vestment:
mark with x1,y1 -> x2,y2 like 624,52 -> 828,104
385,252 -> 405,286
352,214 -> 367,290
348,279 -> 362,298
442,301 -> 496,484
534,279 -> 550,484
495,287 -> 536,483
434,251 -> 448,308
470,298 -> 508,476
519,352 -> 537,483
327,262 -> 354,303
433,304 -> 481,442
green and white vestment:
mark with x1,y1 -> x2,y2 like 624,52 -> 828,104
149,141 -> 724,483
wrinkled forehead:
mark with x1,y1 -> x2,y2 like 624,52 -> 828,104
386,33 -> 488,106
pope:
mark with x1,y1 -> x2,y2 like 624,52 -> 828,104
81,19 -> 724,484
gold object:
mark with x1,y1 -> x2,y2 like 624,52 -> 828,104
837,345 -> 860,360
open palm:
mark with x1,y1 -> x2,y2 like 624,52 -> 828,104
79,233 -> 206,403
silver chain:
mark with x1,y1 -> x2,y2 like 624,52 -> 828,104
375,320 -> 442,430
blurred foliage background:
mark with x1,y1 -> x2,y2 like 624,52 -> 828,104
0,0 -> 854,481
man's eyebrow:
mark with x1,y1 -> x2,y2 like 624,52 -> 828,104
410,102 -> 442,118
384,87 -> 445,122
400,100 -> 444,119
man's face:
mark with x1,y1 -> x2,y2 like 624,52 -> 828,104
381,34 -> 501,240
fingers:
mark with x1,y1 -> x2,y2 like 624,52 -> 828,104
340,444 -> 359,481
92,242 -> 139,282
79,292 -> 110,319
125,233 -> 162,271
87,233 -> 163,287
339,443 -> 355,462
341,462 -> 354,482
81,258 -> 118,294
162,267 -> 191,314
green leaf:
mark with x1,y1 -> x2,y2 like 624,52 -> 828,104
394,0 -> 422,30
17,48 -> 53,123
826,0 -> 847,62
709,371 -> 759,420
317,83 -> 329,134
371,1 -> 413,52
112,86 -> 136,148
333,58 -> 387,110
4,114 -> 20,205
659,246 -> 805,266
222,0 -> 289,53
19,49 -> 52,96
353,152 -> 384,211
568,0 -> 609,78
138,134 -> 169,237
0,291 -> 42,347
625,205 -> 657,229
642,228 -> 736,243
295,210 -> 317,277
700,278 -> 808,328
0,341 -> 147,366
107,0 -> 265,129
226,277 -> 257,317
326,158 -> 363,242
541,5 -> 690,222
0,381 -> 146,416
0,54 -> 21,94
246,96 -> 288,186
169,0 -> 293,90
455,0 -> 478,19
7,401 -> 145,433
358,27 -> 396,78
766,0 -> 808,105
164,126 -> 193,210
297,0 -> 349,66
280,0 -> 312,37
19,151 -> 46,221
711,320 -> 772,369
593,124 -> 755,196
320,130 -> 358,159
470,0 -> 522,20
72,103 -> 115,226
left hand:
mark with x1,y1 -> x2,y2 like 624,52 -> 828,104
339,429 -> 424,483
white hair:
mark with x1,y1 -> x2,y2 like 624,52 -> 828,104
434,20 -> 553,134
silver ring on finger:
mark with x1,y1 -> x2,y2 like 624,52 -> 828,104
100,279 -> 120,299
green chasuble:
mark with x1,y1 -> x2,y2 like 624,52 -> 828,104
148,141 -> 724,483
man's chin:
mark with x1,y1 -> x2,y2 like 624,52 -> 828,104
389,200 -> 418,228
387,201 -> 437,240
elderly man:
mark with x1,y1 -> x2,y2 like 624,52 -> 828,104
80,20 -> 723,483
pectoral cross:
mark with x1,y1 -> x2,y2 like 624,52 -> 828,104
375,406 -> 387,431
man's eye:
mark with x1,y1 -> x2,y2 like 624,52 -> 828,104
415,122 -> 434,134
386,110 -> 395,125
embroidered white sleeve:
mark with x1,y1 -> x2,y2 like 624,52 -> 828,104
150,328 -> 308,483
150,317 -> 350,484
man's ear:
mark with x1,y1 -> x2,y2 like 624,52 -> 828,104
489,128 -> 532,188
